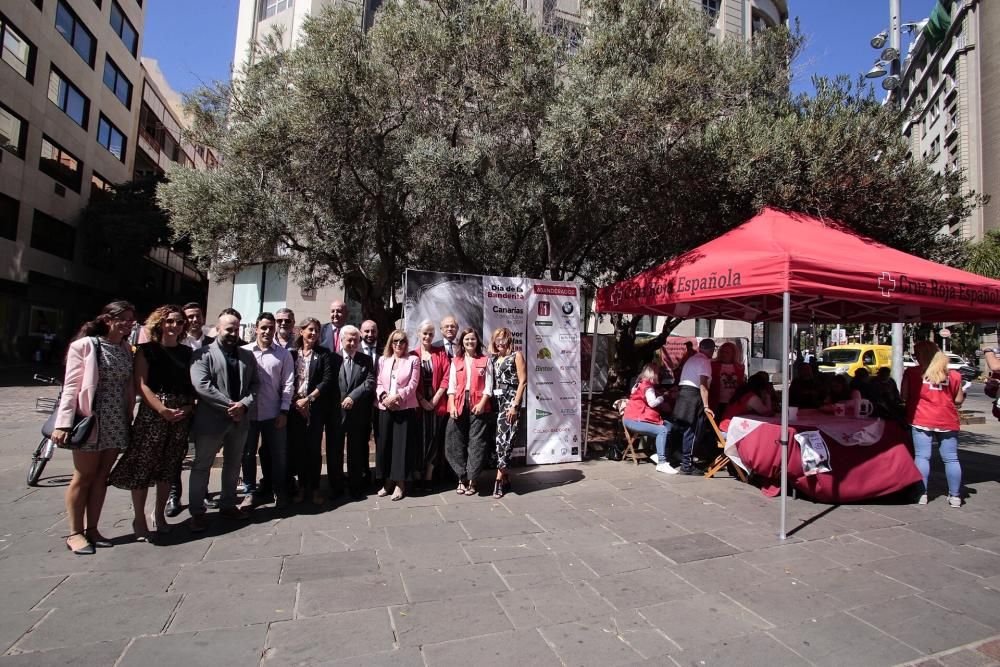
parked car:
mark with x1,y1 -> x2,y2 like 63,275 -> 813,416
903,352 -> 977,381
817,345 -> 892,377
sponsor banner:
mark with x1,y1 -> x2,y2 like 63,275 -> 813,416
526,281 -> 581,464
482,275 -> 528,353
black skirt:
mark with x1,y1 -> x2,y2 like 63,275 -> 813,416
376,408 -> 416,481
672,386 -> 704,426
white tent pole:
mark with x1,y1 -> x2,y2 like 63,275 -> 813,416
780,291 -> 791,540
583,328 -> 599,458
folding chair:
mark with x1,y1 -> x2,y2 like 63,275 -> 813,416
614,398 -> 648,465
703,411 -> 747,482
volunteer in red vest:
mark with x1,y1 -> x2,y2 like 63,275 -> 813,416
709,342 -> 745,414
445,328 -> 494,496
622,363 -> 676,474
901,340 -> 965,507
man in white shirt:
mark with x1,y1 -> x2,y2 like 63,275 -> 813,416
181,302 -> 214,350
673,338 -> 716,475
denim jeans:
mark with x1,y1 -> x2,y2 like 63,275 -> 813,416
242,418 -> 289,500
911,427 -> 961,497
623,419 -> 671,461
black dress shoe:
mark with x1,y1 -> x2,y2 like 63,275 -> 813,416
85,530 -> 113,548
204,497 -> 220,510
165,496 -> 182,518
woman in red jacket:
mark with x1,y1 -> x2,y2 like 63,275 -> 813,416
709,342 -> 745,414
622,364 -> 676,474
445,328 -> 494,496
375,329 -> 421,501
413,320 -> 450,491
901,341 -> 965,507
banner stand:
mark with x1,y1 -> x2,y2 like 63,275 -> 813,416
583,328 -> 598,458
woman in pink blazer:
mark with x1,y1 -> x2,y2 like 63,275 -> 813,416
52,301 -> 136,555
375,329 -> 420,500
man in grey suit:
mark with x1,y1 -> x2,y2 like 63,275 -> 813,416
188,309 -> 260,532
337,325 -> 376,500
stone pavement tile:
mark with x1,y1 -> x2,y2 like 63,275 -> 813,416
0,640 -> 127,666
524,508 -> 604,532
122,624 -> 267,667
378,543 -> 471,571
299,527 -> 390,554
460,533 -> 549,564
967,536 -> 1000,556
556,478 -> 623,496
671,554 -> 773,593
538,525 -> 625,552
668,631 -> 810,667
421,629 -> 562,667
203,531 -> 302,561
606,475 -> 667,491
928,581 -> 1000,629
372,491 -> 448,509
264,608 -> 394,665
391,592 -> 513,647
808,566 -> 920,608
858,502 -> 935,524
270,510 -> 367,534
824,507 -> 906,531
646,532 -> 741,564
772,611 -> 922,667
943,546 -> 1000,578
459,515 -> 544,540
0,546 -> 101,580
297,572 -> 406,616
436,500 -> 512,522
367,505 -> 444,529
400,562 -> 508,603
588,567 -> 700,610
563,491 -> 636,511
977,638 -> 1000,661
17,594 -> 179,651
0,610 -> 46,652
724,578 -> 845,626
704,524 -> 801,552
799,533 -> 899,566
324,647 -> 424,666
908,518 -> 997,545
167,583 -> 295,633
169,556 -> 282,592
864,553 -> 979,592
741,545 -> 849,579
279,549 -> 379,583
858,526 -> 957,555
40,567 -> 178,608
494,579 -> 614,629
851,595 -> 995,654
607,608 -> 677,659
0,576 -> 63,611
91,540 -> 211,572
637,592 -> 772,650
491,553 -> 598,589
930,649 -> 992,667
575,542 -> 669,576
385,522 -> 469,548
498,494 -> 571,514
536,616 -> 647,666
782,515 -> 856,542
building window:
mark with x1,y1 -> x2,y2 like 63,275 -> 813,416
0,192 -> 18,240
97,114 -> 126,161
31,210 -> 76,260
1,15 -> 36,81
55,1 -> 96,67
261,0 -> 293,19
109,2 -> 138,57
102,56 -> 132,108
702,0 -> 720,19
0,101 -> 27,158
91,171 -> 113,197
39,135 -> 82,192
47,67 -> 90,129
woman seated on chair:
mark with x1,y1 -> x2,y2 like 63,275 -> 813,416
622,363 -> 677,474
719,372 -> 775,431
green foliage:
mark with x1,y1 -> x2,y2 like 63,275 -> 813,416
157,0 -> 984,328
966,229 -> 1000,279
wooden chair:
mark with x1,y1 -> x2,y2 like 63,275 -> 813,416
614,398 -> 648,465
703,411 -> 748,482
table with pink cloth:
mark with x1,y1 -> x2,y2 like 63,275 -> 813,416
722,410 -> 922,503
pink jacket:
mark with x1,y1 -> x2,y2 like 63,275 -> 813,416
376,354 -> 420,411
55,337 -> 135,444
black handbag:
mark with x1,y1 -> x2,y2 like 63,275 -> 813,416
41,338 -> 101,448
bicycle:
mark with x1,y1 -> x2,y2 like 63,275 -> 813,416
27,374 -> 61,487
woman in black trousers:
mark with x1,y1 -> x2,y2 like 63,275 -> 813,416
289,317 -> 335,505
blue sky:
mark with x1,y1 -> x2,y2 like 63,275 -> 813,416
140,0 -> 940,98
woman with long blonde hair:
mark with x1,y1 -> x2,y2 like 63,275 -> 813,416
901,340 -> 965,507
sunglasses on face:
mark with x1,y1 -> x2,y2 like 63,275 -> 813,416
392,339 -> 407,345
164,318 -> 184,325
276,318 -> 293,324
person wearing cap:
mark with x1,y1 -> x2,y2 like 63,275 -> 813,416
670,338 -> 716,475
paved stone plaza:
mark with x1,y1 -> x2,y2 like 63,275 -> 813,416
2,381 -> 1000,666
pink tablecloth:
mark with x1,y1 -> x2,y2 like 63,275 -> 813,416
726,416 -> 921,503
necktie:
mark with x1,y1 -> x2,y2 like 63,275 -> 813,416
345,355 -> 352,376
446,342 -> 453,358
333,330 -> 340,352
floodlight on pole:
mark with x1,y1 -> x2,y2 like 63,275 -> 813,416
865,61 -> 888,79
881,75 -> 901,90
870,30 -> 888,49
880,46 -> 900,61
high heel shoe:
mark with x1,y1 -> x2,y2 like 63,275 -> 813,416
132,519 -> 151,543
65,533 -> 95,555
493,480 -> 504,499
84,529 -> 113,548
150,512 -> 171,534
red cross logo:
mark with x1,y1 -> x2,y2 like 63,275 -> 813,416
610,286 -> 623,306
877,272 -> 896,297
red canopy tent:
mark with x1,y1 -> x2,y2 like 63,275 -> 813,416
593,207 -> 1000,538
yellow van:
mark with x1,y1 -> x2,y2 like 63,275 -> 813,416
817,345 -> 892,377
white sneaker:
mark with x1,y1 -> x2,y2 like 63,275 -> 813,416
656,462 -> 679,475
648,453 -> 659,464
917,494 -> 928,505
948,495 -> 962,508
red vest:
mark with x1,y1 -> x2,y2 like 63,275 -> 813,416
453,354 -> 492,416
904,367 -> 961,431
623,380 -> 662,424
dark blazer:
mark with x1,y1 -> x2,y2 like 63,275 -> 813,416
339,351 -> 376,421
190,341 -> 260,436
289,345 -> 337,409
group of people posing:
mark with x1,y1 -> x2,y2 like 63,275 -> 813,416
53,299 -> 526,555
622,336 -> 1000,508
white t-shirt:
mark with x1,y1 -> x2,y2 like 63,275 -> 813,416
679,352 -> 712,388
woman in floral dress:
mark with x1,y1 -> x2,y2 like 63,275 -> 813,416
488,328 -> 526,498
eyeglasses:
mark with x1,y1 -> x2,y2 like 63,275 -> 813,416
392,339 -> 407,345
275,318 -> 293,324
164,318 -> 185,325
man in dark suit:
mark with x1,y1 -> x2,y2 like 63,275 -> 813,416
337,325 -> 375,500
188,309 -> 260,532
